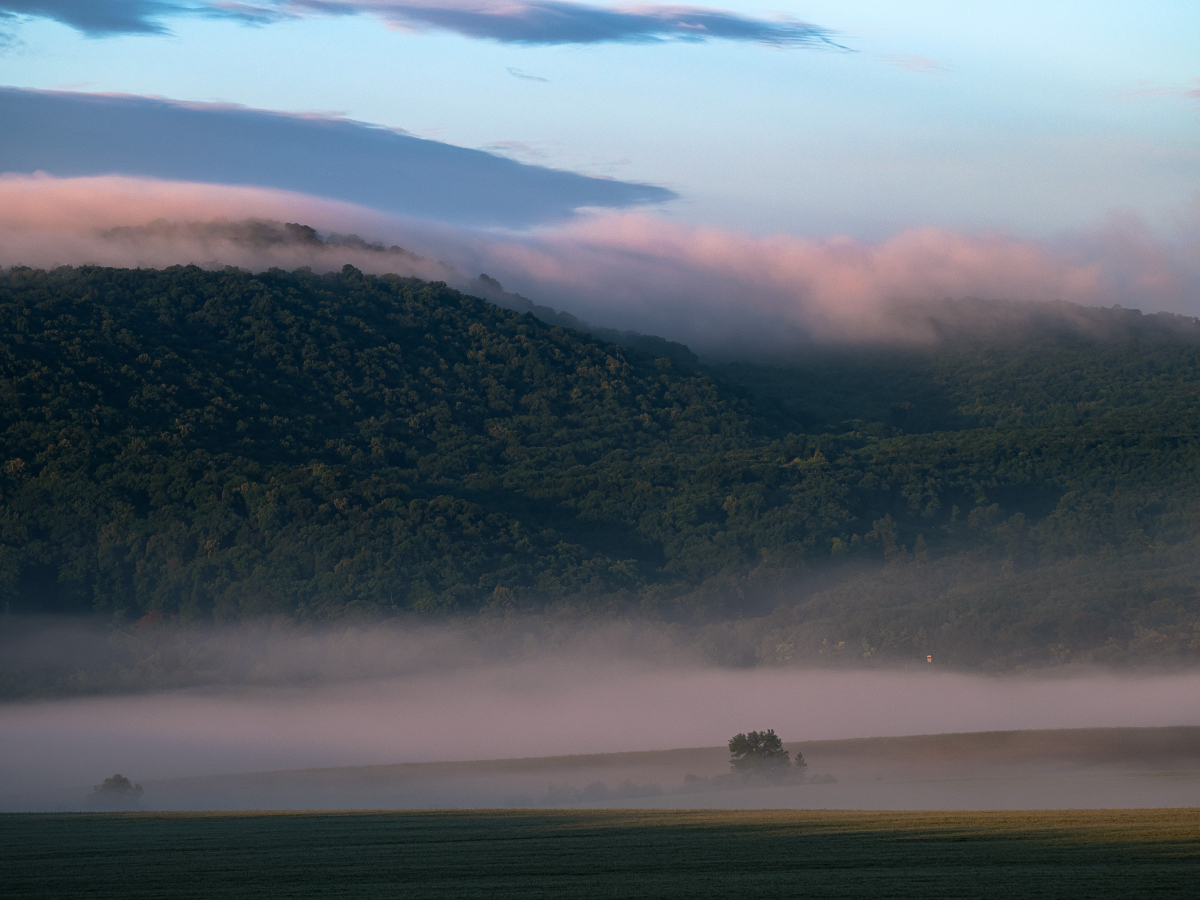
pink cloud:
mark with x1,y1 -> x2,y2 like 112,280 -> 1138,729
2,174 -> 1197,354
466,211 -> 1147,347
0,173 -> 447,274
0,172 -> 393,234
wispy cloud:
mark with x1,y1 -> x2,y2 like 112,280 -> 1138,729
507,66 -> 548,82
1117,77 -> 1200,103
879,54 -> 942,75
0,1 -> 197,35
482,139 -> 550,161
330,0 -> 841,47
0,0 -> 844,48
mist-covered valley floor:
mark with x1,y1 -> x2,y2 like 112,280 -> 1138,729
3,620 -> 1200,812
125,727 -> 1200,813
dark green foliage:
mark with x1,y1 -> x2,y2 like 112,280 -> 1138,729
4,810 -> 1199,899
3,264 -> 1200,666
85,775 -> 143,810
727,730 -> 790,772
0,264 -> 757,619
700,540 -> 1200,670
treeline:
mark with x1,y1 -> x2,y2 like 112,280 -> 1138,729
2,264 -> 1200,666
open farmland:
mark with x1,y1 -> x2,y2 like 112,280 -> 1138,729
4,808 -> 1199,899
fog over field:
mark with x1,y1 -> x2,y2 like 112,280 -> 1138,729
3,621 -> 1200,811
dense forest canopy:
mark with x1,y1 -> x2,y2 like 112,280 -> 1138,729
2,263 -> 1200,669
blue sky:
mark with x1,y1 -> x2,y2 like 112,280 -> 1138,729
2,1 -> 1195,237
0,2 -> 1197,346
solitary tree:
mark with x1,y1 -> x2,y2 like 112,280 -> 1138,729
86,774 -> 144,810
728,730 -> 791,775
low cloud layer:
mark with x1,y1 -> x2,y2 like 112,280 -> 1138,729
0,87 -> 674,228
466,208 -> 1200,352
2,173 -> 1198,356
3,620 -> 1200,806
0,172 -> 453,272
0,0 -> 841,47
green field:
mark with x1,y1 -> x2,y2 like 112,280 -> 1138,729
4,808 -> 1199,898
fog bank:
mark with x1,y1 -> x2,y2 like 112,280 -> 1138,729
4,646 -> 1200,807
464,208 -> 1200,353
3,175 -> 1198,358
0,174 -> 454,277
4,619 -> 1199,810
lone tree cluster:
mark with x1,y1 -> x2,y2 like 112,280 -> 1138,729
86,774 -> 144,810
728,730 -> 806,776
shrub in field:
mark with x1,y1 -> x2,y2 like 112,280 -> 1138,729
86,774 -> 143,810
728,730 -> 792,776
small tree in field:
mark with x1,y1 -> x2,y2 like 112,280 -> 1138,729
86,774 -> 143,810
728,730 -> 791,775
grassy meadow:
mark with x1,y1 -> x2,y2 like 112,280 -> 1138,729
4,808 -> 1199,899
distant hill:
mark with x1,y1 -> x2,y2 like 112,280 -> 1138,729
2,264 -> 1200,667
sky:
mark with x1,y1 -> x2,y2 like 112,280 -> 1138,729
0,1 -> 1197,346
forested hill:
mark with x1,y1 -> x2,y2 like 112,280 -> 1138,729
0,263 -> 765,620
3,264 -> 1200,668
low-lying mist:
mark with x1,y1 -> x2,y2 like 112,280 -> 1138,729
4,173 -> 1199,360
3,618 -> 1199,811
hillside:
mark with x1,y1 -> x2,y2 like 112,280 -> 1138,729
2,265 -> 1200,667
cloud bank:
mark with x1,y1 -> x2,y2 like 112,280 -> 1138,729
4,620 -> 1200,805
466,208 -> 1200,352
0,0 -> 842,47
2,173 -> 1197,356
0,87 -> 674,227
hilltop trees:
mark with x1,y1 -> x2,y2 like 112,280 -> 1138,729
0,263 -> 759,618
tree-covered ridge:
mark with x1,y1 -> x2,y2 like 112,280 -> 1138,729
2,264 -> 1200,668
0,264 -> 760,618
